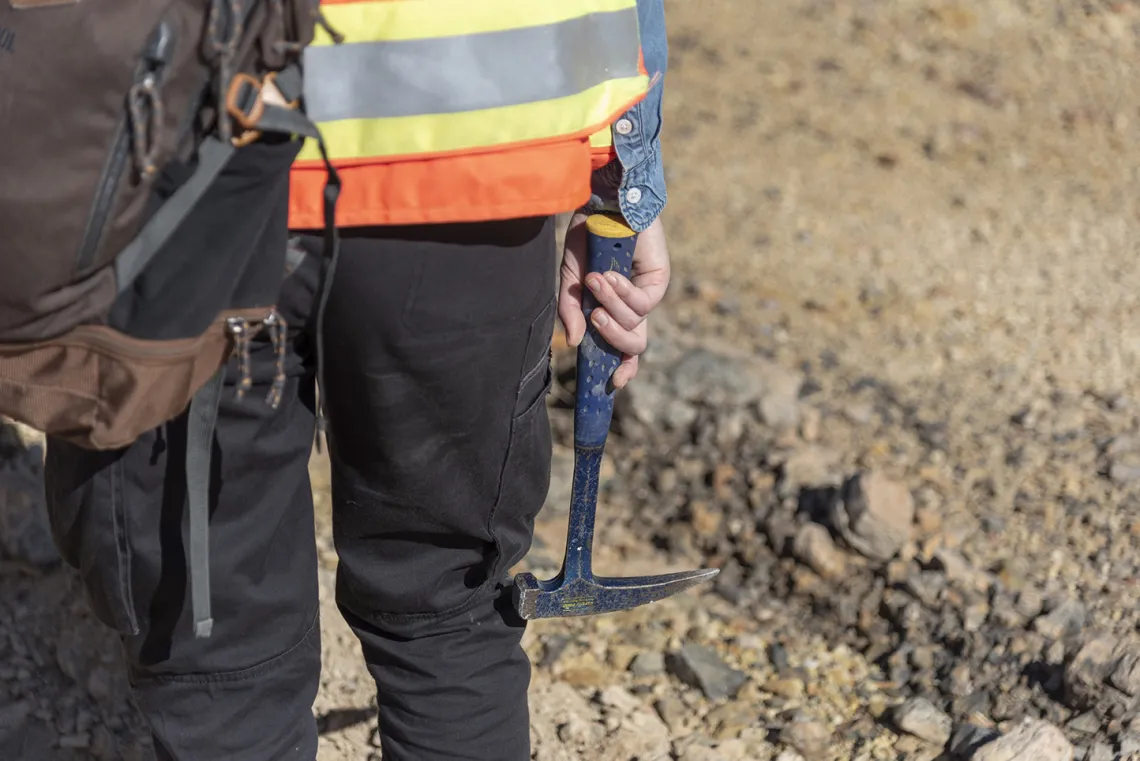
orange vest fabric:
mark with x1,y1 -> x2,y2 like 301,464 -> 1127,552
287,0 -> 647,230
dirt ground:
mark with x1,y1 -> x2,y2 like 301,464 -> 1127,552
4,1 -> 1140,760
312,2 -> 1140,758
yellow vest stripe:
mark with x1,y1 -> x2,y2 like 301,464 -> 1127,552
313,0 -> 639,45
302,8 -> 642,123
296,75 -> 646,163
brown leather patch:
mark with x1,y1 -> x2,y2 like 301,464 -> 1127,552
9,0 -> 82,9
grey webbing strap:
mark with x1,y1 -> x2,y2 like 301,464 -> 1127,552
272,64 -> 304,104
113,138 -> 237,295
187,368 -> 225,639
254,104 -> 322,140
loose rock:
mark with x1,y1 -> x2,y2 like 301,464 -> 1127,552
630,652 -> 666,678
779,718 -> 831,759
0,447 -> 59,568
948,723 -> 1002,757
893,697 -> 952,746
830,470 -> 914,562
1108,643 -> 1140,697
792,523 -> 846,581
666,644 -> 748,701
970,719 -> 1074,761
1084,743 -> 1113,761
1063,635 -> 1118,709
1034,600 -> 1088,641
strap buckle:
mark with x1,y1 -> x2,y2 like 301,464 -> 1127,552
224,71 -> 298,148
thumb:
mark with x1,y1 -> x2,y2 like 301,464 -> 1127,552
558,214 -> 589,347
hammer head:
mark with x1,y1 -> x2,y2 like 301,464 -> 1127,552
513,567 -> 720,620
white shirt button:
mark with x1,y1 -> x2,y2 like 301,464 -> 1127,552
615,118 -> 634,135
625,187 -> 642,204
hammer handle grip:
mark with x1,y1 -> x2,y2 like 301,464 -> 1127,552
574,213 -> 639,450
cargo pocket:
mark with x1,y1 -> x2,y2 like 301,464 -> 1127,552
486,297 -> 555,583
43,440 -> 141,636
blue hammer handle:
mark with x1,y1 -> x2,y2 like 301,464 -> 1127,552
562,213 -> 638,582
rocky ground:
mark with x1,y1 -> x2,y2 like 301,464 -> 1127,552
5,0 -> 1140,759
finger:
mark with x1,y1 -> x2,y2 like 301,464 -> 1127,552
584,272 -> 644,331
594,270 -> 664,319
589,308 -> 647,356
612,354 -> 639,390
628,220 -> 671,307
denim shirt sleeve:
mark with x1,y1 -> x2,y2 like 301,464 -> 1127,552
584,0 -> 668,232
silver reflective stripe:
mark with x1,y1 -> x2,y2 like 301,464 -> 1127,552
303,8 -> 641,123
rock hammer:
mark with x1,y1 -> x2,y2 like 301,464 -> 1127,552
512,212 -> 719,620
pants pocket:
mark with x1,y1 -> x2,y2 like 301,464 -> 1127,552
43,438 -> 140,636
487,297 -> 555,583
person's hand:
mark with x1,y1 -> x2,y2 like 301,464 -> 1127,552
558,212 -> 671,389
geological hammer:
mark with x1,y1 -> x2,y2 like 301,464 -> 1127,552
512,212 -> 719,620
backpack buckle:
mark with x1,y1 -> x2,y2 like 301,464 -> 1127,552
224,72 -> 298,148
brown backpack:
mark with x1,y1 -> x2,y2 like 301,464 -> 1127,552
0,0 -> 340,637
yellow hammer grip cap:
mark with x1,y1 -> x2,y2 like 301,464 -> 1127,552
585,213 -> 636,239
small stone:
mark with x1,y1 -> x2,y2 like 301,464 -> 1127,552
792,523 -> 846,581
932,548 -> 983,590
1085,743 -> 1114,761
971,718 -> 1074,761
668,348 -> 800,413
779,719 -> 831,758
654,696 -> 689,734
915,505 -> 942,535
1062,633 -> 1117,710
1109,644 -> 1140,696
605,708 -> 671,759
0,450 -> 59,567
1109,454 -> 1140,484
948,723 -> 1001,756
87,666 -> 112,700
608,644 -> 639,671
1016,588 -> 1045,619
1034,600 -> 1088,641
964,599 -> 990,632
706,703 -> 756,741
691,500 -> 723,538
759,368 -> 803,430
1066,712 -> 1100,735
893,697 -> 952,746
559,654 -> 608,689
1119,733 -> 1140,755
949,663 -> 973,697
763,678 -> 806,701
0,699 -> 31,730
678,745 -> 729,761
779,447 -> 844,493
800,406 -> 822,442
630,651 -> 665,678
59,733 -> 91,749
830,470 -> 915,562
667,644 -> 748,701
905,571 -> 946,607
557,713 -> 604,746
774,751 -> 807,761
599,686 -> 642,715
89,726 -> 116,760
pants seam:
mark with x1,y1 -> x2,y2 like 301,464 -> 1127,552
131,610 -> 320,686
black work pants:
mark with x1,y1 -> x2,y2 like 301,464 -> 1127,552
43,210 -> 557,759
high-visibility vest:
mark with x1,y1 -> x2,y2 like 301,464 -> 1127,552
287,0 -> 650,230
